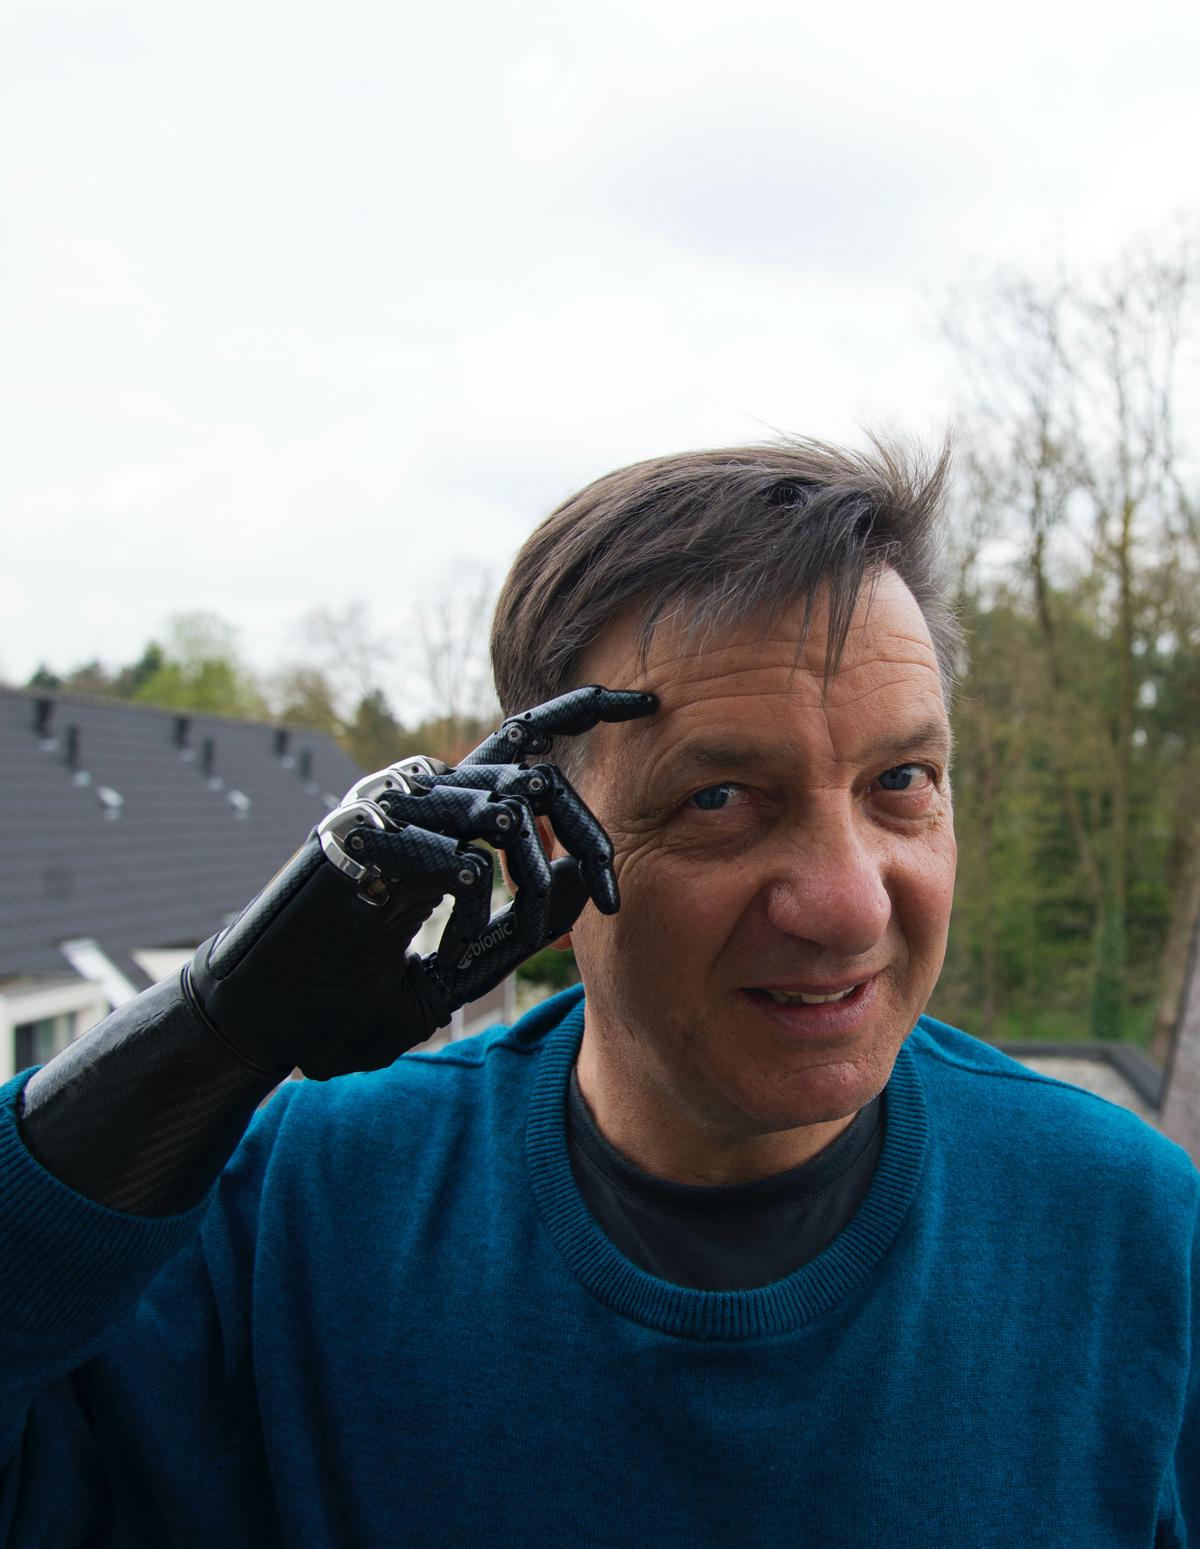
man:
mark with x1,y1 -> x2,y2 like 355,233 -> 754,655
2,438 -> 1196,1546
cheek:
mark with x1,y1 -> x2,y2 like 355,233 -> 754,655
611,845 -> 763,967
898,830 -> 957,951
605,851 -> 680,950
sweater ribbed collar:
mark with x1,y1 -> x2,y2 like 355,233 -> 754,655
525,990 -> 929,1341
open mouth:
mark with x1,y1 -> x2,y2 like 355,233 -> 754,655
756,983 -> 864,1006
741,975 -> 877,1028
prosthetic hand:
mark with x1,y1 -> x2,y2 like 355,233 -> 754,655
186,683 -> 655,1080
18,686 -> 656,1214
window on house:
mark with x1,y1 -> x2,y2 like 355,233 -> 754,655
14,1012 -> 77,1069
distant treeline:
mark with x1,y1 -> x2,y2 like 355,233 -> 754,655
23,597 -> 499,774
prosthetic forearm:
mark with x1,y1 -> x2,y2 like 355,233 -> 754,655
18,687 -> 655,1216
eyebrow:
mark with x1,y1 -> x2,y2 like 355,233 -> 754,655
670,718 -> 955,774
856,718 -> 955,767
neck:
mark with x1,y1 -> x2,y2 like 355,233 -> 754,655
575,1026 -> 857,1187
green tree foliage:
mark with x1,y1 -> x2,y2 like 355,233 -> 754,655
341,688 -> 420,771
516,946 -> 580,992
28,615 -> 270,720
132,613 -> 267,719
932,572 -> 1183,1045
112,642 -> 165,698
26,659 -> 117,698
934,223 -> 1200,1045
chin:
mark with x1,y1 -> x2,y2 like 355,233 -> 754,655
718,1054 -> 892,1136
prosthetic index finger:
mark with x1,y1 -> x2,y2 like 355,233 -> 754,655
460,685 -> 657,766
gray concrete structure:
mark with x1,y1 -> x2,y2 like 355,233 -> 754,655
1161,918 -> 1200,1165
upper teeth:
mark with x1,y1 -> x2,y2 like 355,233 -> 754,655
766,986 -> 858,1005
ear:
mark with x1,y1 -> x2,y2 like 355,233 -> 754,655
536,816 -> 575,951
499,815 -> 573,951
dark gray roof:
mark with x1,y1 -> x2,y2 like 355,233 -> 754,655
0,688 -> 364,990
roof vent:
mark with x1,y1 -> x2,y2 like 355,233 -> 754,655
174,716 -> 194,758
299,748 -> 314,785
201,736 -> 222,789
64,725 -> 92,785
33,697 -> 56,745
228,789 -> 252,819
274,728 -> 294,767
96,785 -> 124,820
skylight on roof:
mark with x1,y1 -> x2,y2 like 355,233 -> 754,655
60,938 -> 139,1008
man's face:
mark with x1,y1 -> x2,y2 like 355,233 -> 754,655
562,567 -> 956,1179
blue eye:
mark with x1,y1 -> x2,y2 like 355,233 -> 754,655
877,764 -> 927,792
690,783 -> 735,810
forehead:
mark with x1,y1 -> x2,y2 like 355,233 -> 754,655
579,568 -> 944,726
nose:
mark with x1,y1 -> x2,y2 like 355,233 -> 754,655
759,814 -> 892,960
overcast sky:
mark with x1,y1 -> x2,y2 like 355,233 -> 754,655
3,0 -> 1197,719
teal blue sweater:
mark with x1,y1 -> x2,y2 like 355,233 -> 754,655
1,987 -> 1197,1546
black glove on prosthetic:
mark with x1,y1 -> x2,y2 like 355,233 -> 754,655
17,686 -> 656,1217
18,855 -> 444,1215
184,837 -> 448,1084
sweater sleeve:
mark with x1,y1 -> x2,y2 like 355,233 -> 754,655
1156,1173 -> 1200,1549
1178,1188 -> 1200,1545
0,1068 -> 293,1544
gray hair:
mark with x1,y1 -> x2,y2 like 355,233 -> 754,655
490,434 -> 961,761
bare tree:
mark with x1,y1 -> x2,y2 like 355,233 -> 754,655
1074,240 -> 1198,945
416,562 -> 500,742
289,601 -> 397,725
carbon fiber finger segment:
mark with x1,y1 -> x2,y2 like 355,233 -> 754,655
434,898 -> 518,986
516,763 -> 561,812
544,857 -> 589,937
526,769 -> 616,914
511,685 -> 655,741
564,686 -> 658,726
418,759 -> 615,915
375,784 -> 518,844
536,769 -> 612,862
426,857 -> 589,1012
457,723 -> 529,767
350,825 -> 492,894
458,686 -> 658,766
428,904 -> 530,1007
417,764 -> 511,795
497,809 -> 549,888
429,873 -> 494,970
506,867 -> 550,952
490,687 -> 611,758
579,860 -> 620,914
